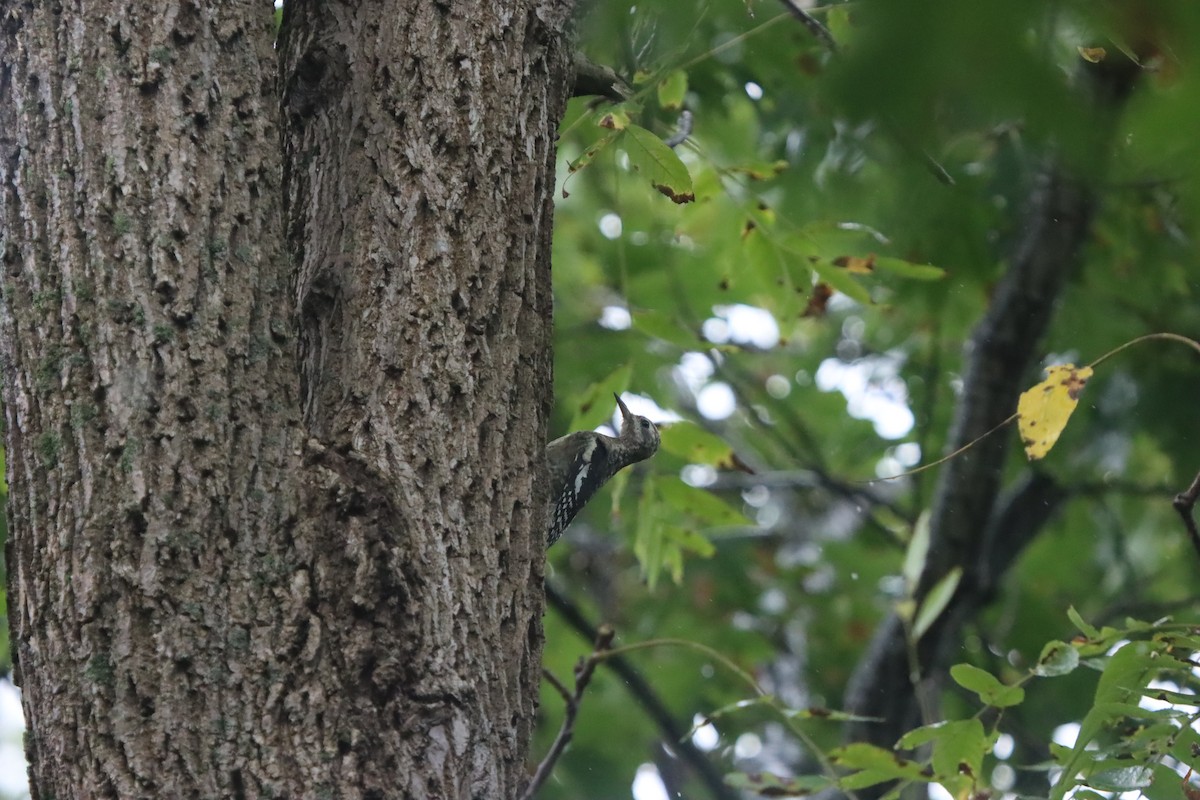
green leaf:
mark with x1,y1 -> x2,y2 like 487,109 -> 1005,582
1140,685 -> 1200,706
912,567 -> 961,640
566,131 -> 619,175
1067,606 -> 1100,639
630,309 -> 703,349
948,663 -> 1001,695
664,542 -> 684,584
824,4 -> 851,42
564,364 -> 633,433
779,221 -> 940,299
695,697 -> 768,727
663,525 -> 715,558
634,475 -> 664,590
1050,643 -> 1159,800
794,220 -> 891,253
607,467 -> 632,524
949,663 -> 1025,708
894,719 -> 956,749
1093,642 -> 1156,706
738,223 -> 794,307
1086,765 -> 1154,792
729,159 -> 790,181
622,124 -> 695,203
785,706 -> 882,723
658,422 -> 743,470
1035,640 -> 1081,677
1121,616 -> 1161,633
657,70 -> 688,111
830,742 -> 911,771
593,103 -> 638,131
871,256 -> 947,280
911,719 -> 989,785
836,770 -> 902,791
808,259 -> 873,305
656,476 -> 751,527
901,511 -> 931,595
830,743 -> 928,787
632,481 -> 728,586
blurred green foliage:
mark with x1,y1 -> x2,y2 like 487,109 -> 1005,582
540,1 -> 1200,798
2,1 -> 1198,797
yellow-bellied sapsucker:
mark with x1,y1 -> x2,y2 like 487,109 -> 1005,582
545,393 -> 660,547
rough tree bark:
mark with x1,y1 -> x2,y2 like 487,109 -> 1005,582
0,1 -> 572,797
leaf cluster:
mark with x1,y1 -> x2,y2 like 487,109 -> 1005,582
540,1 -> 1200,798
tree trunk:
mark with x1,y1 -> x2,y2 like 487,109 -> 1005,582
836,54 -> 1142,800
0,1 -> 571,797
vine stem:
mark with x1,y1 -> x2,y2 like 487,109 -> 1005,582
870,332 -> 1200,484
601,638 -> 766,696
1086,331 -> 1200,368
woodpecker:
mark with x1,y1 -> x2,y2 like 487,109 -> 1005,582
545,393 -> 660,547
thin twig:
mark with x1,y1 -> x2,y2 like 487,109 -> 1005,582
675,12 -> 792,75
542,667 -> 573,706
1173,470 -> 1200,562
544,583 -> 741,800
1086,331 -> 1200,368
776,0 -> 838,51
521,625 -> 615,800
868,412 -> 1018,484
600,639 -> 765,696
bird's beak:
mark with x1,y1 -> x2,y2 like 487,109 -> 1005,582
614,393 -> 633,425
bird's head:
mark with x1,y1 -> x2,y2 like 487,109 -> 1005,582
614,393 -> 660,462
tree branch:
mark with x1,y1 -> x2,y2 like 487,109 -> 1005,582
776,0 -> 838,51
522,624 -> 614,800
1173,470 -> 1200,561
837,53 -> 1142,796
544,583 -> 741,800
571,52 -> 632,101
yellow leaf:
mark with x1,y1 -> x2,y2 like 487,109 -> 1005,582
1017,364 -> 1093,460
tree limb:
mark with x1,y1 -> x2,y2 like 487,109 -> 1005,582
776,0 -> 838,51
572,52 -> 632,101
544,583 -> 741,800
837,53 -> 1142,796
1173,470 -> 1200,561
522,624 -> 614,800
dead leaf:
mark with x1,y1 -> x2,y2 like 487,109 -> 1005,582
1182,767 -> 1200,800
802,283 -> 834,317
655,183 -> 695,204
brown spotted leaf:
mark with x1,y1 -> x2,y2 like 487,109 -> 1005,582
622,123 -> 695,204
1017,364 -> 1094,460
